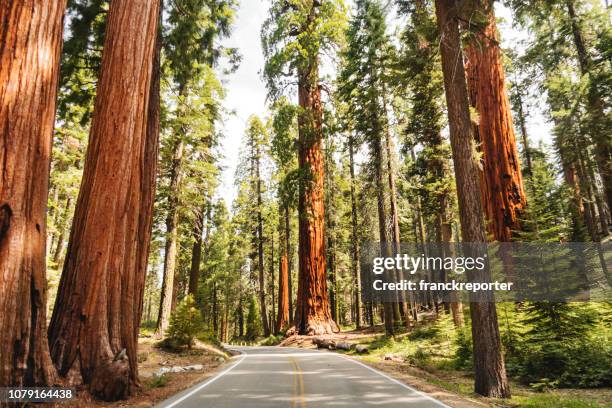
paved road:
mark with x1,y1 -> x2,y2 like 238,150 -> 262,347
153,346 -> 449,408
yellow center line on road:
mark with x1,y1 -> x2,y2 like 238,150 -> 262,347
290,357 -> 306,408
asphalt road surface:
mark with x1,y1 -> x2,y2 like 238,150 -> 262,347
153,346 -> 450,408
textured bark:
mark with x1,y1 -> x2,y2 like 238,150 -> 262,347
348,136 -> 362,329
276,255 -> 290,333
48,0 -> 160,400
464,1 -> 527,243
0,0 -> 65,387
435,0 -> 510,398
292,6 -> 337,334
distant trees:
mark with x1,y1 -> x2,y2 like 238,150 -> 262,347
47,0 -> 161,399
0,0 -> 66,387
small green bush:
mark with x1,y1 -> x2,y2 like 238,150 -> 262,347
147,375 -> 168,389
166,295 -> 203,349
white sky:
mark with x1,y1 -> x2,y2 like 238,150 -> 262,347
217,1 -> 554,207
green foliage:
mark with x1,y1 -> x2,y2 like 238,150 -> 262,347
245,296 -> 261,340
147,374 -> 169,389
262,0 -> 347,100
165,295 -> 204,349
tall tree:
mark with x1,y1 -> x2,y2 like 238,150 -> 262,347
246,116 -> 271,337
397,0 -> 463,326
463,0 -> 527,243
262,0 -> 346,335
48,0 -> 161,400
0,0 -> 66,387
434,0 -> 510,397
156,0 -> 237,334
338,0 -> 397,335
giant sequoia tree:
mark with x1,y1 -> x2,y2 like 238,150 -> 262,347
262,0 -> 346,335
434,0 -> 510,398
48,0 -> 160,400
0,0 -> 66,387
463,0 -> 527,242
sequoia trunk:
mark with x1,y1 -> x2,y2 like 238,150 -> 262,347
48,0 -> 160,400
292,43 -> 338,335
0,0 -> 66,387
435,0 -> 510,398
276,255 -> 290,333
464,1 -> 527,243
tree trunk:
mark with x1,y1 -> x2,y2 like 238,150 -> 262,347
256,148 -> 270,337
285,205 -> 293,324
270,231 -> 276,332
348,136 -> 362,329
435,0 -> 510,398
382,99 -> 410,328
53,197 -> 73,264
276,254 -> 290,333
188,204 -> 206,296
464,0 -> 527,243
292,22 -> 338,335
0,0 -> 66,387
157,137 -> 184,335
48,0 -> 160,400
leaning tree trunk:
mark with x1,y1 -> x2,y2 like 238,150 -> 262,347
435,0 -> 510,398
464,1 -> 527,243
292,59 -> 338,335
48,0 -> 160,400
0,0 -> 66,387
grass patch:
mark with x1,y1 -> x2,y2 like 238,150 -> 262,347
146,374 -> 168,389
509,393 -> 605,408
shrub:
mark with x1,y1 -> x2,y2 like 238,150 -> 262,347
166,295 -> 203,349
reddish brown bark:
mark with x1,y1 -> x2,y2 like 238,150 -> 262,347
289,2 -> 338,337
435,0 -> 510,398
0,0 -> 66,387
276,255 -> 290,333
464,1 -> 527,243
48,0 -> 160,400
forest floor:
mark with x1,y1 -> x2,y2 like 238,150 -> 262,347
280,323 -> 612,408
62,336 -> 235,407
